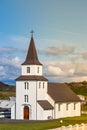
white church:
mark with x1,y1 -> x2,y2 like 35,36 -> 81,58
0,33 -> 81,120
14,33 -> 81,120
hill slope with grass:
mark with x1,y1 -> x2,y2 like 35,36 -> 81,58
0,82 -> 15,99
66,81 -> 87,96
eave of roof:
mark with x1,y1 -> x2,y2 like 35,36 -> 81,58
16,75 -> 48,81
48,83 -> 81,103
37,100 -> 54,110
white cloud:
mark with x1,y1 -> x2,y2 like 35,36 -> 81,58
0,66 -> 6,76
0,34 -> 87,83
0,56 -> 22,81
43,61 -> 87,83
0,56 -> 22,68
46,66 -> 64,75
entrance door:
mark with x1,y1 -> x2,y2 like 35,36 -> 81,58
24,106 -> 29,120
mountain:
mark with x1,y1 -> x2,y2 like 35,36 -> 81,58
0,82 -> 9,87
0,81 -> 15,92
1,80 -> 16,86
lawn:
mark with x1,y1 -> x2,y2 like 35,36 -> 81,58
0,115 -> 87,130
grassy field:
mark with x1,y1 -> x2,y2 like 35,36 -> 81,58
0,115 -> 87,130
0,91 -> 15,99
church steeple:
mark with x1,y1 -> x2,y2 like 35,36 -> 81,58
22,33 -> 42,65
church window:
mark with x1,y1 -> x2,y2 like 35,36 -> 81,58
37,67 -> 39,73
43,82 -> 45,88
39,82 -> 41,88
24,82 -> 29,90
24,95 -> 28,102
58,104 -> 61,111
74,103 -> 76,110
27,67 -> 30,73
66,103 -> 69,110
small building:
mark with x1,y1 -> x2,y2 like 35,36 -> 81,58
0,97 -> 16,119
15,34 -> 81,120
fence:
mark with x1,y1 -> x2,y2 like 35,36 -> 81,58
50,123 -> 87,130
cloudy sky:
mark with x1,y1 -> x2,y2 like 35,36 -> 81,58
0,0 -> 87,84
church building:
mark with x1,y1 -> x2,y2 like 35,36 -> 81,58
15,33 -> 81,120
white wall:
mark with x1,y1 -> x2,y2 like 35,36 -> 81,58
37,103 -> 53,120
37,81 -> 48,100
16,81 -> 37,120
54,102 -> 81,119
11,103 -> 16,119
22,65 -> 42,76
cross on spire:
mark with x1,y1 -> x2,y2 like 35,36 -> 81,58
30,30 -> 34,37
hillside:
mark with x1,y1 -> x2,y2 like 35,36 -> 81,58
66,81 -> 87,96
0,82 -> 15,99
0,82 -> 15,92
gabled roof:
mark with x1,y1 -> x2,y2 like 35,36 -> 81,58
37,100 -> 54,110
16,75 -> 48,81
48,83 -> 81,103
22,36 -> 42,65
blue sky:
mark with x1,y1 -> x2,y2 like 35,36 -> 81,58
0,0 -> 87,84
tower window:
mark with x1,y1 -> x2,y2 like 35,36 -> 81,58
24,82 -> 29,90
27,67 -> 30,73
43,82 -> 45,88
24,95 -> 28,102
39,82 -> 41,88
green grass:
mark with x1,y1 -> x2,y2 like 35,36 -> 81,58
82,105 -> 87,111
0,115 -> 87,130
0,92 -> 15,99
66,81 -> 87,96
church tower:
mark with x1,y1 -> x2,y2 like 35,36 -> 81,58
16,33 -> 48,120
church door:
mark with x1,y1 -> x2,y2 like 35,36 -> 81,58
24,106 -> 29,120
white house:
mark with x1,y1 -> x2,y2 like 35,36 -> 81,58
15,34 -> 81,120
0,97 -> 16,119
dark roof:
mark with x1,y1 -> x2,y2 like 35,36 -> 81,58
22,36 -> 42,65
37,100 -> 54,110
16,75 -> 48,81
48,83 -> 81,103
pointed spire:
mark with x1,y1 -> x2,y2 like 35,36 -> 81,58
22,33 -> 42,65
